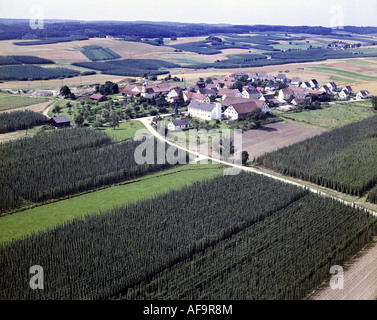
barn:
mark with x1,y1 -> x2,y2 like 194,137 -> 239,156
90,93 -> 108,102
49,116 -> 71,128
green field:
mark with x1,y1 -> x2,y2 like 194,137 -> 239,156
329,75 -> 358,83
95,120 -> 146,141
276,101 -> 376,130
347,59 -> 377,66
0,93 -> 50,111
309,66 -> 377,81
0,164 -> 224,243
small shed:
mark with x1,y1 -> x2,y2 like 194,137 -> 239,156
90,93 -> 107,102
49,116 -> 71,128
168,119 -> 190,131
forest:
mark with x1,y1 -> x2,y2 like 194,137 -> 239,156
256,115 -> 377,199
0,127 -> 186,213
0,110 -> 48,134
1,172 -> 375,299
2,19 -> 377,41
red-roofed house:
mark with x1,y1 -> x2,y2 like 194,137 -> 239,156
224,100 -> 269,120
222,76 -> 235,88
242,87 -> 262,99
90,93 -> 107,102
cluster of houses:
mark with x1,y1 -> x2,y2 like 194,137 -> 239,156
121,70 -> 371,130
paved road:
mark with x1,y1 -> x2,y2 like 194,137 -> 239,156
137,116 -> 377,217
138,116 -> 377,300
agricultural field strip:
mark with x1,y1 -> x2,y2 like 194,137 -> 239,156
309,66 -> 377,81
0,164 -> 223,244
138,117 -> 377,217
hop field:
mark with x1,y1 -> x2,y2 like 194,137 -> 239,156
0,172 -> 376,300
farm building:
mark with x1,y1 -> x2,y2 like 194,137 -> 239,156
300,81 -> 311,89
49,116 -> 71,128
279,87 -> 307,101
90,94 -> 107,102
221,76 -> 235,88
309,79 -> 319,89
319,85 -> 332,94
356,90 -> 370,99
327,82 -> 340,92
187,101 -> 222,120
224,100 -> 269,120
339,89 -> 350,99
276,73 -> 288,82
242,87 -> 262,99
166,87 -> 183,103
291,77 -> 302,86
120,84 -> 142,96
168,119 -> 190,131
217,88 -> 242,100
184,92 -> 210,103
265,84 -> 278,91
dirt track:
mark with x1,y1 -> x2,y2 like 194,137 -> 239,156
310,240 -> 377,300
0,101 -> 52,114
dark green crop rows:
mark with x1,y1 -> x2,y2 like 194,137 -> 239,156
72,59 -> 179,77
0,56 -> 54,65
257,115 -> 377,198
80,45 -> 121,61
0,65 -> 80,81
0,128 -> 184,212
1,172 -> 375,300
0,110 -> 48,134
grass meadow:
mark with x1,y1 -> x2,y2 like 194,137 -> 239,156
0,93 -> 50,112
275,100 -> 376,131
0,164 -> 224,243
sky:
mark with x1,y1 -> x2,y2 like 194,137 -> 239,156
0,0 -> 376,27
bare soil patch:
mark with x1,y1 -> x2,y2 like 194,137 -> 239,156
0,130 -> 32,143
310,240 -> 377,300
240,121 -> 324,159
0,101 -> 52,114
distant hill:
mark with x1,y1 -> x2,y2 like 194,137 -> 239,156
1,19 -> 377,41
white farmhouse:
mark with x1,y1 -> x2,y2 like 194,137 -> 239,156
242,87 -> 262,99
187,101 -> 222,120
339,89 -> 350,99
168,119 -> 190,131
224,100 -> 269,120
356,90 -> 370,99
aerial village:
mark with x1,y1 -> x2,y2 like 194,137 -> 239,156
117,71 -> 371,131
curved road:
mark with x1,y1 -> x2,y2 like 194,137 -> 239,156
137,116 -> 377,300
137,116 -> 377,217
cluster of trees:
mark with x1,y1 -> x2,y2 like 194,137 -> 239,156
0,110 -> 48,134
257,115 -> 377,197
0,128 -> 183,212
72,59 -> 179,77
1,172 -> 376,299
95,81 -> 119,95
367,186 -> 377,204
0,65 -> 80,81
